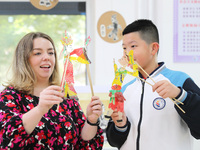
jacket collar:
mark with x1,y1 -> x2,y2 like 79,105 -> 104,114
138,62 -> 166,79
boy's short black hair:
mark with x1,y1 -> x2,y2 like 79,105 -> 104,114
122,19 -> 159,44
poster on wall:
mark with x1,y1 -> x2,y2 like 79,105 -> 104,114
30,0 -> 59,10
174,0 -> 200,62
97,11 -> 126,43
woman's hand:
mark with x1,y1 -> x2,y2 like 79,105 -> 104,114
81,96 -> 102,140
23,85 -> 64,134
86,96 -> 102,124
37,85 -> 64,115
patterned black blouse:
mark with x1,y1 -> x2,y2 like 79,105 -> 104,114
0,87 -> 104,149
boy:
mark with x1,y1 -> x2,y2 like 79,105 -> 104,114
106,19 -> 200,150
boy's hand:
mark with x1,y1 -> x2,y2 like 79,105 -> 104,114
152,80 -> 181,99
111,109 -> 127,127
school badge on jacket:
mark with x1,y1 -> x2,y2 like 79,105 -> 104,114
153,97 -> 166,110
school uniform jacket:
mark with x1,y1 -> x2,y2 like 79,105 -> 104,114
106,62 -> 200,150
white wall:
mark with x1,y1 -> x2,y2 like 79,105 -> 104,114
91,0 -> 138,86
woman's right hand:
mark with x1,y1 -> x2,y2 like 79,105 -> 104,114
37,85 -> 64,115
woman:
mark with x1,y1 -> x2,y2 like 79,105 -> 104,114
0,32 -> 104,149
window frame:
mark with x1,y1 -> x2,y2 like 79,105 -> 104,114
0,0 -> 89,87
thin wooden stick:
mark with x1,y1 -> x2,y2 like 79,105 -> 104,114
60,55 -> 70,90
135,62 -> 156,84
57,55 -> 70,111
135,62 -> 185,113
136,76 -> 184,105
86,64 -> 94,96
170,100 -> 185,113
136,76 -> 153,86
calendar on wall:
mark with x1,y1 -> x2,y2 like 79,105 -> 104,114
174,0 -> 200,62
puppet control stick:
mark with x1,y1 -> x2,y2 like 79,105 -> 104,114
135,62 -> 185,113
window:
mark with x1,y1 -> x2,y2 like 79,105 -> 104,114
0,1 -> 86,86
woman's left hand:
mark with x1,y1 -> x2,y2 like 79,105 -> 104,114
86,96 -> 102,124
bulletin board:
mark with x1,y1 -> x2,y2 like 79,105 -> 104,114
173,0 -> 200,62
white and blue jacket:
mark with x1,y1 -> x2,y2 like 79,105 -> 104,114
106,62 -> 200,150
